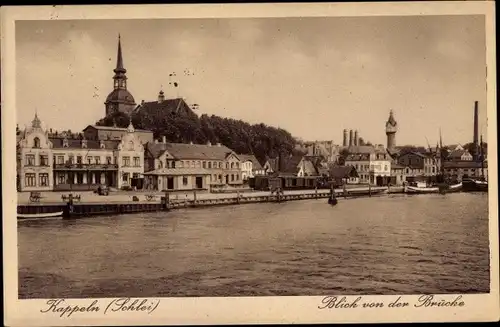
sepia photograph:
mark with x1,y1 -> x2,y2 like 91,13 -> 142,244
2,2 -> 498,326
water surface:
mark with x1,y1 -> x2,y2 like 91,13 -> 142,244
18,193 -> 490,298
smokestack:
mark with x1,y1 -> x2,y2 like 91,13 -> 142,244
162,136 -> 166,144
343,129 -> 348,147
473,101 -> 479,160
354,130 -> 359,146
349,130 -> 354,146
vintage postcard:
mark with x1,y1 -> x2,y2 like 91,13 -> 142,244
2,1 -> 499,325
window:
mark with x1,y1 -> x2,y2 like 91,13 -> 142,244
68,155 -> 74,164
87,156 -> 92,164
202,161 -> 206,169
57,174 -> 66,184
106,156 -> 112,164
231,174 -> 234,181
122,173 -> 129,182
183,176 -> 188,186
226,162 -> 229,169
39,173 -> 49,186
196,161 -> 201,168
122,156 -> 130,167
191,161 -> 195,168
33,137 -> 41,148
57,155 -> 65,164
236,162 -> 239,169
25,155 -> 35,166
95,156 -> 101,164
208,162 -> 212,169
40,155 -> 49,166
77,156 -> 82,164
134,157 -> 140,167
133,173 -> 139,179
158,161 -> 163,169
25,173 -> 36,187
178,161 -> 183,168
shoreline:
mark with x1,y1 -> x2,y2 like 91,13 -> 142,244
17,186 -> 400,220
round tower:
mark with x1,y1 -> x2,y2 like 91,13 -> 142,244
385,110 -> 398,150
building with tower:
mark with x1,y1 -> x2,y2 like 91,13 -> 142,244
104,35 -> 137,116
385,110 -> 397,151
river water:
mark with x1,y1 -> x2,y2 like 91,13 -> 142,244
18,193 -> 490,298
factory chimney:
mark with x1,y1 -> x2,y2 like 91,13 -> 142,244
473,101 -> 479,161
343,129 -> 348,147
354,130 -> 359,146
349,129 -> 354,146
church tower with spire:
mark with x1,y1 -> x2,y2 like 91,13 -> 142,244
104,35 -> 137,116
385,110 -> 398,151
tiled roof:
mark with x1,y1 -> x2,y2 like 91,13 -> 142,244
280,155 -> 303,174
301,159 -> 320,175
49,137 -> 120,150
84,125 -> 153,134
346,153 -> 371,161
443,161 -> 487,169
238,154 -> 263,170
448,149 -> 470,158
144,168 -> 211,176
146,142 -> 235,160
134,98 -> 196,118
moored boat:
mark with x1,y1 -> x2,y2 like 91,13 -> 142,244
17,211 -> 63,220
462,178 -> 488,192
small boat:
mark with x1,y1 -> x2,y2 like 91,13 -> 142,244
405,185 -> 440,194
462,178 -> 488,192
18,211 -> 63,220
328,196 -> 338,206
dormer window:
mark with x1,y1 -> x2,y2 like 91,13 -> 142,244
33,137 -> 41,148
82,140 -> 88,148
63,138 -> 69,148
100,142 -> 106,149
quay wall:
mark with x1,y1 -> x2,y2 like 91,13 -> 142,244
17,186 -> 402,220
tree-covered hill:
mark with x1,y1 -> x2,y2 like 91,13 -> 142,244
95,109 -> 304,165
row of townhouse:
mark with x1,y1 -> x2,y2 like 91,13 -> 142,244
16,113 -> 264,192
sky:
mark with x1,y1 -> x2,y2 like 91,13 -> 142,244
16,15 -> 488,146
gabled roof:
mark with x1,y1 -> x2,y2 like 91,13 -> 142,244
238,154 -> 263,170
448,149 -> 470,158
146,142 -> 236,160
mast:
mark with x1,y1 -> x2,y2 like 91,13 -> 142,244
480,134 -> 485,179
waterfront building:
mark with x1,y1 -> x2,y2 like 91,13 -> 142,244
443,161 -> 488,181
329,165 -> 359,185
447,149 -> 473,161
17,113 -> 145,191
238,154 -> 264,181
16,114 -> 54,192
134,91 -> 197,119
344,145 -> 392,185
144,139 -> 243,190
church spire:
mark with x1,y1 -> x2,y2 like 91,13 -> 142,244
113,34 -> 127,90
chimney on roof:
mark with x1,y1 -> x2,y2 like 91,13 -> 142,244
349,130 -> 354,146
162,136 -> 166,144
354,130 -> 359,146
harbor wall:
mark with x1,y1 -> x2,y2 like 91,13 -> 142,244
17,186 -> 398,220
